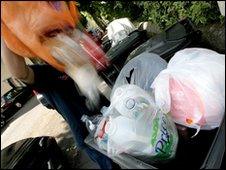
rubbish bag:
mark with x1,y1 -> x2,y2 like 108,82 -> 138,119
110,83 -> 156,120
112,52 -> 167,97
106,18 -> 136,47
151,48 -> 225,132
103,84 -> 178,162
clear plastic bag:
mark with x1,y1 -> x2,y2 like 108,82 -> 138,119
103,84 -> 178,162
151,48 -> 225,131
94,116 -> 109,151
110,84 -> 156,120
81,114 -> 103,136
112,52 -> 167,98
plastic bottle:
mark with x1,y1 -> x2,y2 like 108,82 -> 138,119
105,115 -> 151,156
81,114 -> 103,136
111,85 -> 157,120
71,28 -> 109,71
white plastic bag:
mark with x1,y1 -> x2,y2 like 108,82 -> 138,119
112,52 -> 167,97
110,84 -> 156,120
106,18 -> 136,47
104,84 -> 178,162
151,48 -> 225,131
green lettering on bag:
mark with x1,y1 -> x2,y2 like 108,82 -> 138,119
151,117 -> 159,146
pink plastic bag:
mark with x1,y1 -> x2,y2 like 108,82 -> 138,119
169,77 -> 206,126
151,48 -> 225,132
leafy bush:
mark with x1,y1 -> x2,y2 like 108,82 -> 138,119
78,1 -> 223,30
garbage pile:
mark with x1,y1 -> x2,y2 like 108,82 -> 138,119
105,85 -> 178,161
82,48 -> 225,163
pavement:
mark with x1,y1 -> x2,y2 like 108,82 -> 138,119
1,96 -> 100,169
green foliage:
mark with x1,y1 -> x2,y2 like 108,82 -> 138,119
78,1 -> 223,30
86,2 -> 143,23
219,15 -> 225,24
80,13 -> 88,27
188,1 -> 221,25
